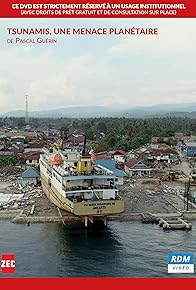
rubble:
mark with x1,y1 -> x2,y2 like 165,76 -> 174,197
0,159 -> 195,224
0,166 -> 23,182
120,178 -> 186,214
0,167 -> 45,214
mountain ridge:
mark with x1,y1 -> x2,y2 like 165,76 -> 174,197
1,103 -> 196,118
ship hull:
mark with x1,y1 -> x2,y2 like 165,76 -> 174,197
40,173 -> 124,217
41,174 -> 74,213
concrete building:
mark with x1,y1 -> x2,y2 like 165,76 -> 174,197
67,134 -> 85,146
110,150 -> 127,164
11,136 -> 26,144
21,167 -> 39,185
148,146 -> 178,163
95,159 -> 127,185
185,142 -> 196,157
24,141 -> 44,153
21,151 -> 41,166
124,160 -> 152,177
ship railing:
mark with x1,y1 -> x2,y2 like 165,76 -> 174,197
66,192 -> 118,203
116,193 -> 122,200
64,185 -> 117,192
94,191 -> 100,200
63,171 -> 115,177
42,147 -> 50,154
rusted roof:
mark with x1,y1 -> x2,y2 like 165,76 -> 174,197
113,150 -> 127,156
151,148 -> 177,156
67,134 -> 85,144
21,151 -> 41,160
124,159 -> 139,168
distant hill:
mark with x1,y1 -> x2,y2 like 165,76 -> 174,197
1,103 -> 196,118
1,106 -> 122,118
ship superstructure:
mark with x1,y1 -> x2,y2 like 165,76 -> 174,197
39,145 -> 124,226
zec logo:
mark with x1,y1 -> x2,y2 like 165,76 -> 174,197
0,254 -> 16,274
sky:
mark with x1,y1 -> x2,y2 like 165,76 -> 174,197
0,18 -> 196,112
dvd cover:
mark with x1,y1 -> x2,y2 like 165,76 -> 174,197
0,0 -> 196,287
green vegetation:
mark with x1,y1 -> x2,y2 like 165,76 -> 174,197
0,154 -> 18,167
70,117 -> 194,150
1,116 -> 196,151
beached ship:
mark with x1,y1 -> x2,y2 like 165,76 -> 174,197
39,141 -> 124,226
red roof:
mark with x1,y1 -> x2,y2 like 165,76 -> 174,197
95,154 -> 111,160
124,159 -> 139,168
113,150 -> 127,156
28,141 -> 44,148
21,151 -> 41,161
8,145 -> 24,153
151,148 -> 177,156
67,134 -> 85,144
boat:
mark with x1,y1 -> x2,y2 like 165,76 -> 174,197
39,140 -> 124,226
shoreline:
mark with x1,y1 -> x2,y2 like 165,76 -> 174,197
1,167 -> 195,225
0,210 -> 196,224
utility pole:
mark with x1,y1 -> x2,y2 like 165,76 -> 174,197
185,179 -> 190,211
25,94 -> 29,124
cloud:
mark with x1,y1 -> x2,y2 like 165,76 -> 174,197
0,77 -> 8,85
22,45 -> 34,52
0,77 -> 14,108
108,19 -> 196,55
0,18 -> 195,112
29,73 -> 74,107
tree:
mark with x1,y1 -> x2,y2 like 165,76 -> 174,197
0,154 -> 18,168
16,118 -> 26,128
60,127 -> 69,142
95,143 -> 109,153
97,121 -> 107,133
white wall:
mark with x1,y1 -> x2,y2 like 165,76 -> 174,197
23,177 -> 37,185
116,176 -> 124,185
114,155 -> 125,163
66,180 -> 84,187
26,159 -> 39,165
24,148 -> 42,152
93,178 -> 111,185
84,192 -> 93,199
103,189 -> 116,199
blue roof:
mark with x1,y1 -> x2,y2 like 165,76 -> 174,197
22,167 -> 39,178
95,160 -> 127,177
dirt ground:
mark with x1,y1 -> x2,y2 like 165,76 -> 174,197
0,167 -> 194,218
120,178 -> 188,214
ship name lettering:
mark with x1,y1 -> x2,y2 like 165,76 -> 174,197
93,206 -> 107,210
84,202 -> 115,207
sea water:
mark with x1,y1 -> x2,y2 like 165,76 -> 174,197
0,220 -> 196,277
